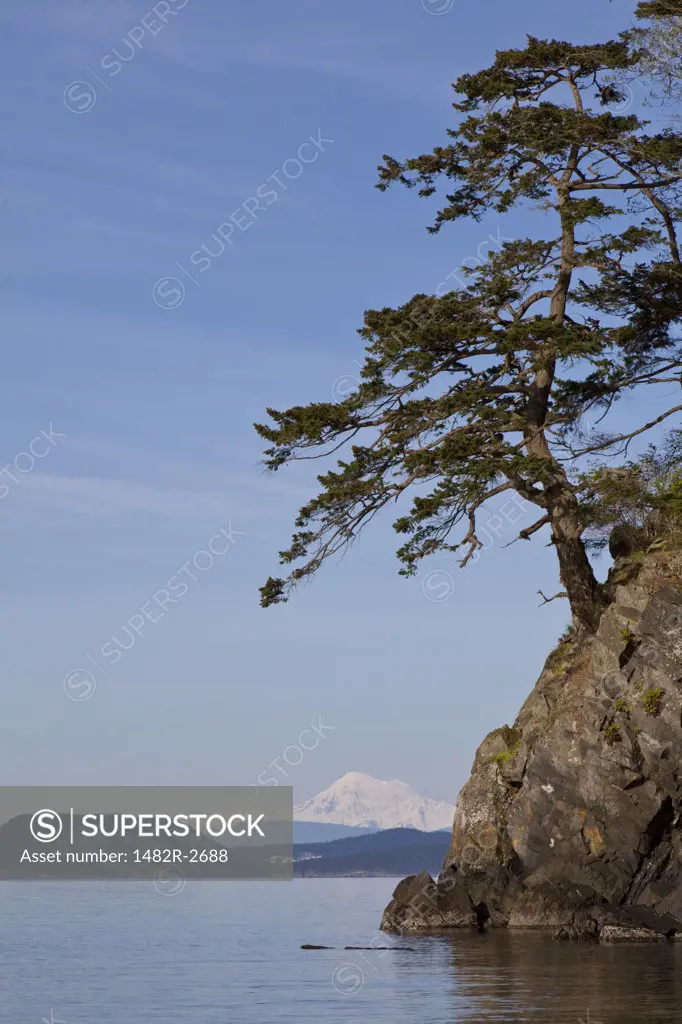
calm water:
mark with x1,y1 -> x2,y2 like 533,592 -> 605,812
1,879 -> 681,1023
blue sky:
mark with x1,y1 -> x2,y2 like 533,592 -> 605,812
0,0 -> 655,803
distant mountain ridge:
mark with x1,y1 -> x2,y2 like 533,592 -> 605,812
292,822 -> 381,844
293,827 -> 450,877
294,772 -> 455,831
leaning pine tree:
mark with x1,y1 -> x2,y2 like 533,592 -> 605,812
256,34 -> 682,634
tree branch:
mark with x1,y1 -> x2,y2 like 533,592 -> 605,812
503,513 -> 552,547
571,176 -> 682,190
458,483 -> 515,567
566,403 -> 682,458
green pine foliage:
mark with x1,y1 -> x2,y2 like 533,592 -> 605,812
635,2 -> 682,19
579,430 -> 682,549
256,26 -> 682,632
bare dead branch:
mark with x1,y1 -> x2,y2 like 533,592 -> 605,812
503,514 -> 552,547
537,589 -> 569,607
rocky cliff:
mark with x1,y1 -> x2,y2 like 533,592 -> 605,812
382,543 -> 682,941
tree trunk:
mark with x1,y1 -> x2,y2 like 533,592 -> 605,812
550,495 -> 605,634
525,166 -> 606,634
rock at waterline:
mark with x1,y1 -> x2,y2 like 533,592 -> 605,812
382,546 -> 682,943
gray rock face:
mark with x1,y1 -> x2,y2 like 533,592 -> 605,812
381,551 -> 682,941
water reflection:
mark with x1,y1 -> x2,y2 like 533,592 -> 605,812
425,930 -> 682,1022
1,882 -> 680,1023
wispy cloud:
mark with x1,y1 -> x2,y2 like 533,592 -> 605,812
3,0 -> 455,105
155,29 -> 454,105
9,467 -> 313,524
16,474 -> 240,520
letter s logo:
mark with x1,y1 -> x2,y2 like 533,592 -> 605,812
29,809 -> 63,843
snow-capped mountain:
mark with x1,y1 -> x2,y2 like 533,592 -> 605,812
294,772 -> 455,831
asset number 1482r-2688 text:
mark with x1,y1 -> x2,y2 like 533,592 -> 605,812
133,848 -> 229,863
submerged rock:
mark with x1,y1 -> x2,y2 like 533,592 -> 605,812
382,547 -> 682,942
